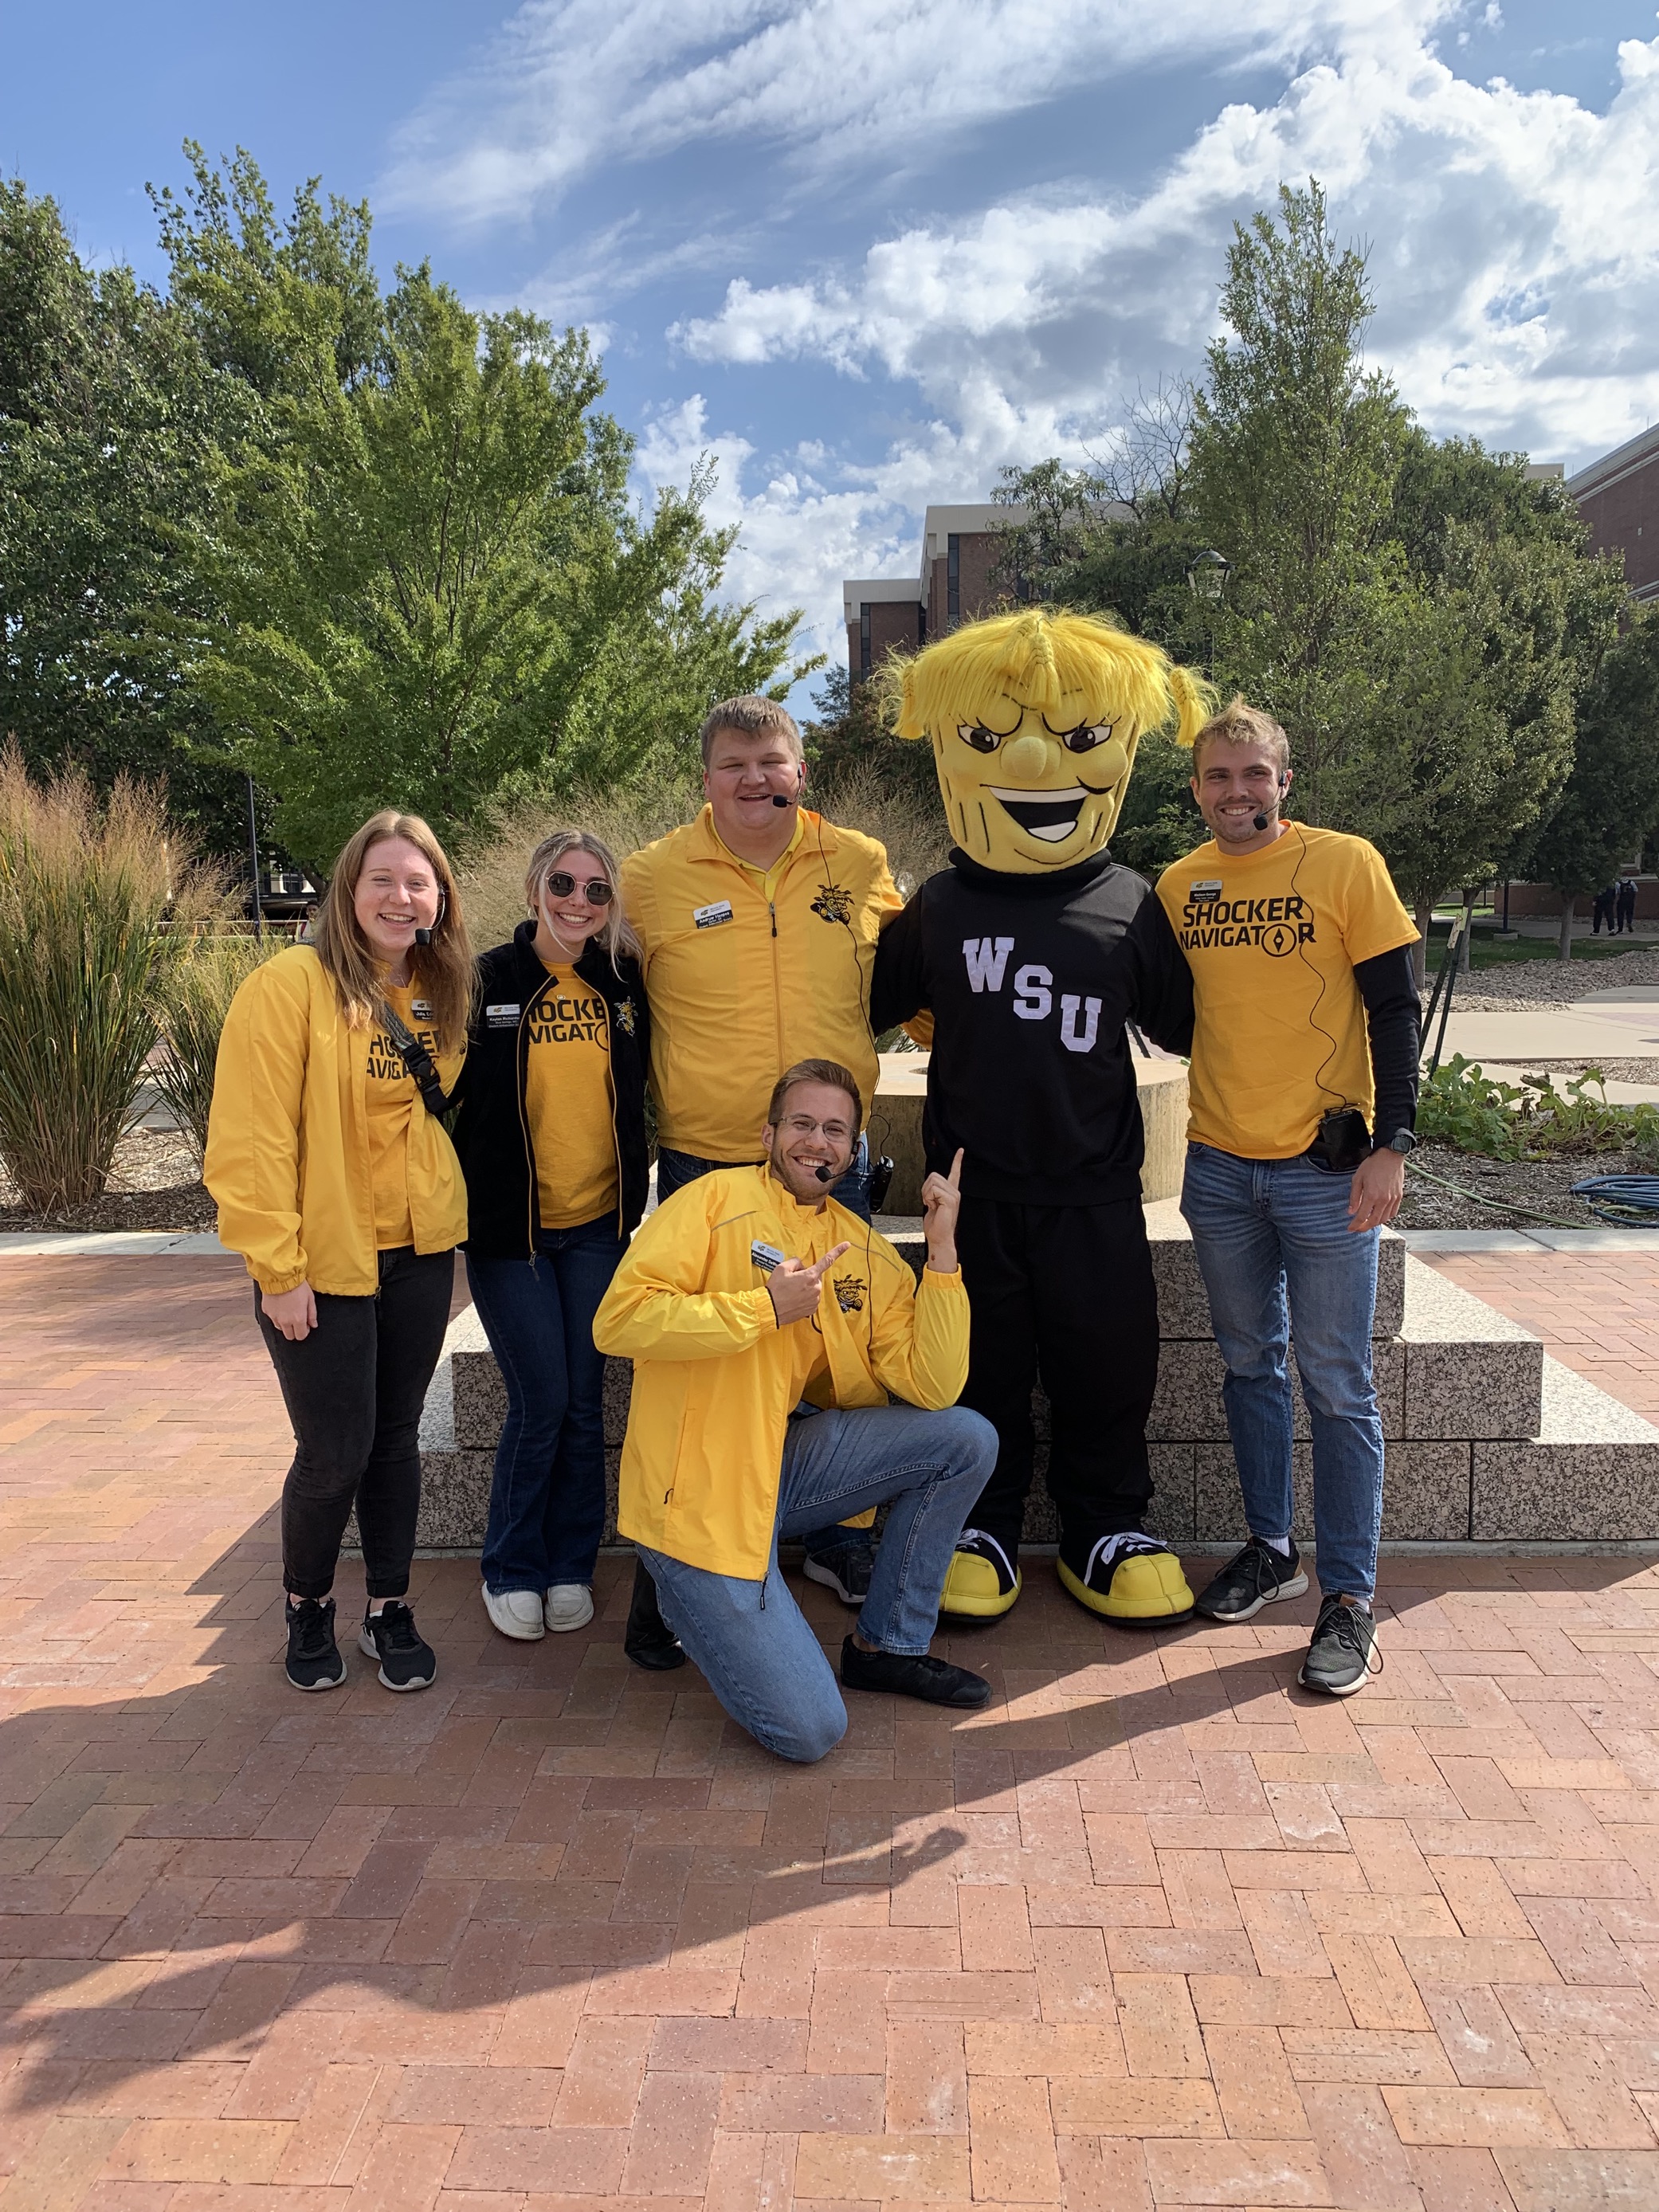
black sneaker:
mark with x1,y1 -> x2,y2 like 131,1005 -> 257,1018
358,1601 -> 437,1691
1300,1594 -> 1382,1697
1193,1536 -> 1309,1623
840,1636 -> 991,1708
802,1535 -> 876,1606
624,1558 -> 687,1672
284,1596 -> 347,1691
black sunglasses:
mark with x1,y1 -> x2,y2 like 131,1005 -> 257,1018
543,870 -> 614,905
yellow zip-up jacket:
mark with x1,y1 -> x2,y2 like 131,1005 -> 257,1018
206,947 -> 467,1296
593,1166 -> 969,1580
620,807 -> 904,1160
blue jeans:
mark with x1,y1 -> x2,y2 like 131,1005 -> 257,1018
655,1140 -> 873,1562
637,1401 -> 996,1763
465,1218 -> 625,1593
1180,1142 -> 1384,1603
657,1137 -> 873,1223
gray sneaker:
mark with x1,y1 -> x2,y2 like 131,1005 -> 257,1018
1299,1594 -> 1381,1696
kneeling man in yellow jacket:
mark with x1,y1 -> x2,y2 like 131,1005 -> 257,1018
594,1058 -> 997,1760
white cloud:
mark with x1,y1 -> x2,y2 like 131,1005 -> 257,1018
382,0 -> 1449,225
648,18 -> 1659,677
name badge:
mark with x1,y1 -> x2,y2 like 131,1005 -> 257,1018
410,998 -> 433,1021
694,900 -> 735,929
485,1002 -> 520,1028
1189,880 -> 1222,903
750,1240 -> 786,1274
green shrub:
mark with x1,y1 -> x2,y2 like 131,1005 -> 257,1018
0,746 -> 226,1213
1418,1053 -> 1659,1163
153,931 -> 280,1162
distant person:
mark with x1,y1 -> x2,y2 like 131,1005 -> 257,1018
1593,884 -> 1618,935
207,811 -> 471,1695
296,902 -> 320,944
620,696 -> 905,1614
451,830 -> 649,1644
1618,877 -> 1638,935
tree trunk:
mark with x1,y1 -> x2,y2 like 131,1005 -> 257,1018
1412,900 -> 1431,993
1559,893 -> 1575,962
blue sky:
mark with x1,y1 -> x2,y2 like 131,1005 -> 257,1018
8,2 -> 1659,697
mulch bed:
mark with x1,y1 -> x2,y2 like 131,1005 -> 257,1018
0,1129 -> 215,1235
1399,1141 -> 1654,1230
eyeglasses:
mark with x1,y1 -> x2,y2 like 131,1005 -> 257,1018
543,872 -> 614,905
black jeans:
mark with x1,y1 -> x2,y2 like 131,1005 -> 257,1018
955,1195 -> 1158,1552
257,1246 -> 454,1601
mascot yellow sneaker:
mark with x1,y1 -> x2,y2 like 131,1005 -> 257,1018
1058,1530 -> 1194,1627
939,1528 -> 1022,1622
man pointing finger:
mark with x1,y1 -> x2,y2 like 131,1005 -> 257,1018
594,1064 -> 996,1761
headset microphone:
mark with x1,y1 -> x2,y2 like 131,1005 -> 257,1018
1251,812 -> 1271,833
771,794 -> 791,808
814,1163 -> 835,1183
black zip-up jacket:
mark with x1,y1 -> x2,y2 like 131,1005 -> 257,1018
451,921 -> 651,1257
869,848 -> 1194,1206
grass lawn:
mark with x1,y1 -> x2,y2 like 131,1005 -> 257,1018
1424,923 -> 1637,971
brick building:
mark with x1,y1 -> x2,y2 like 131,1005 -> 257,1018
1567,422 -> 1659,603
843,501 -> 1029,680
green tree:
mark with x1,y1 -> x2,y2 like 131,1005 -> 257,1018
151,151 -> 809,868
1515,612 -> 1659,959
0,181 -> 246,851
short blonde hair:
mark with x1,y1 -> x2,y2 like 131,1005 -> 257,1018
1191,697 -> 1291,776
700,695 -> 802,766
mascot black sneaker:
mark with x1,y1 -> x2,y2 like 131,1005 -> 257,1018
1058,1529 -> 1194,1626
938,1528 -> 1022,1622
1193,1536 -> 1309,1623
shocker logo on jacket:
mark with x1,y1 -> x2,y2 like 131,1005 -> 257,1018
812,883 -> 854,924
833,1273 -> 865,1313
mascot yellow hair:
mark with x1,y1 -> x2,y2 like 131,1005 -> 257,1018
894,607 -> 1211,875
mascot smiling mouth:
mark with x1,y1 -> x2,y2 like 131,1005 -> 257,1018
990,785 -> 1095,843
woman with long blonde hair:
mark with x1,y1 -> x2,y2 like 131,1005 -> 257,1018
450,829 -> 649,1642
207,809 -> 472,1693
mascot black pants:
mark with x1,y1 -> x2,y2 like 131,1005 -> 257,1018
956,1194 -> 1157,1551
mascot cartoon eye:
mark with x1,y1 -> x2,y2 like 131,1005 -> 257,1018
1060,722 -> 1116,753
957,723 -> 1004,753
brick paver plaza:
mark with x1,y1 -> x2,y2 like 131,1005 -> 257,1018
6,1249 -> 1659,2211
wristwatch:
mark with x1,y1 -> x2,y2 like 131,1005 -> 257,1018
1381,1128 -> 1417,1155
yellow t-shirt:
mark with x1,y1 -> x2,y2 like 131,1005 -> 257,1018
1156,825 -> 1417,1160
525,963 -> 619,1230
366,982 -> 436,1249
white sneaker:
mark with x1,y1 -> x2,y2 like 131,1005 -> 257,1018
543,1583 -> 595,1633
482,1583 -> 545,1641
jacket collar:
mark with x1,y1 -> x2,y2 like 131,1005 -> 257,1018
689,802 -> 830,865
948,845 -> 1117,900
509,917 -> 621,999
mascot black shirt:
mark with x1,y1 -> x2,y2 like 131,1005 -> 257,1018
871,849 -> 1194,1206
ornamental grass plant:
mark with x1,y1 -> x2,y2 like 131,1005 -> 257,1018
152,929 -> 280,1162
0,746 -> 228,1214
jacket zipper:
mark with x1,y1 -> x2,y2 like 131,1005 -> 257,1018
516,968 -> 557,1265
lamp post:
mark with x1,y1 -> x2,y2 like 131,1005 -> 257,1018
1186,548 -> 1232,678
1186,548 -> 1233,602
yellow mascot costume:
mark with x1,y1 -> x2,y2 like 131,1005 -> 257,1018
871,607 -> 1209,1625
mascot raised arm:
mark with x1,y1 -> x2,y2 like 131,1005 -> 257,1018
871,607 -> 1210,1626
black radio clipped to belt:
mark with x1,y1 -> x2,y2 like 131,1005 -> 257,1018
1306,1105 -> 1371,1174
